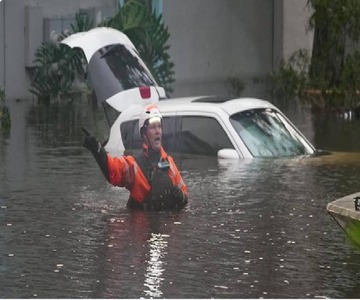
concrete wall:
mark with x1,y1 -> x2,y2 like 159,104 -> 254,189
273,0 -> 284,69
0,0 -> 117,101
163,0 -> 274,98
163,0 -> 313,98
282,0 -> 313,59
0,1 -> 4,92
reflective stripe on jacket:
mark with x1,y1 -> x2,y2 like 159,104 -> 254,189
106,144 -> 187,204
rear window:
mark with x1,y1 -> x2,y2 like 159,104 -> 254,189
88,44 -> 157,104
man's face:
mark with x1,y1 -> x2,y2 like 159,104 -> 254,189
144,118 -> 162,152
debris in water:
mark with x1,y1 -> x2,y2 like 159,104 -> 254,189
214,285 -> 228,289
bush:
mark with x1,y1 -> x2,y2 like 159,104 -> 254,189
0,88 -> 11,131
225,75 -> 245,97
269,49 -> 310,101
29,42 -> 87,102
29,13 -> 91,102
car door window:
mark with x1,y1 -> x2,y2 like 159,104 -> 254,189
121,116 -> 234,156
180,116 -> 234,156
120,120 -> 141,150
120,117 -> 177,151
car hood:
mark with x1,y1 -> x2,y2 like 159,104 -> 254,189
61,27 -> 165,112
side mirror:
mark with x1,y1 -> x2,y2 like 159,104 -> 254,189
217,148 -> 240,159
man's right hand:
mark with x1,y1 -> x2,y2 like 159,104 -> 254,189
82,127 -> 101,154
81,127 -> 110,181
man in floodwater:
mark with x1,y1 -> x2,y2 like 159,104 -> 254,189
82,104 -> 188,210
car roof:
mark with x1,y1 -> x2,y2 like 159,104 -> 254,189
154,96 -> 277,116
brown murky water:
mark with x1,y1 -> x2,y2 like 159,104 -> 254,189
1,99 -> 360,298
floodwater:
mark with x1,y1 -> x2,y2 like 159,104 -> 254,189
1,99 -> 360,298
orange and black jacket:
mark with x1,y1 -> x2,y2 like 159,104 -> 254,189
94,143 -> 188,206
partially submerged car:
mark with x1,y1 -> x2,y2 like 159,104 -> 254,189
62,27 -> 316,159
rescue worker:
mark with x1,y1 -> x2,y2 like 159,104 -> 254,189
82,104 -> 188,210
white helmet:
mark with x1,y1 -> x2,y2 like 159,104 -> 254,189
139,104 -> 162,136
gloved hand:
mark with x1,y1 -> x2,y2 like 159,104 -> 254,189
82,127 -> 101,154
81,127 -> 110,181
171,185 -> 185,206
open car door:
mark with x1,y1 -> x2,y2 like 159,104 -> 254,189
61,27 -> 166,119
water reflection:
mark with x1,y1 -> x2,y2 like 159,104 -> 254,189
144,233 -> 168,298
1,100 -> 360,298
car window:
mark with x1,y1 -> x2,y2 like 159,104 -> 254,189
103,101 -> 121,128
180,116 -> 234,156
230,108 -> 309,157
120,117 -> 178,151
120,116 -> 234,156
120,120 -> 140,150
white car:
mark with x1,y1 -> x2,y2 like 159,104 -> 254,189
62,27 -> 316,159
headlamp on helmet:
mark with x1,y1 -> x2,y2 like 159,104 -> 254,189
139,104 -> 162,136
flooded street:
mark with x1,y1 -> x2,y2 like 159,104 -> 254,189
1,99 -> 360,298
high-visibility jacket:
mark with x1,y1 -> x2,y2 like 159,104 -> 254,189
106,143 -> 187,204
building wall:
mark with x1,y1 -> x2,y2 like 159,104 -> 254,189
163,0 -> 313,98
282,0 -> 313,59
273,0 -> 284,69
0,2 -> 4,92
0,0 -> 117,101
163,0 -> 274,98
0,0 -> 313,101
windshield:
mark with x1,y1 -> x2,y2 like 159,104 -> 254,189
230,108 -> 313,157
88,44 -> 158,104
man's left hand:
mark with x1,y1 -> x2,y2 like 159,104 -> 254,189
171,185 -> 185,206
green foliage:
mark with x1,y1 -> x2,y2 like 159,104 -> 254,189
335,50 -> 360,109
29,42 -> 86,101
308,0 -> 360,40
302,0 -> 360,110
0,88 -> 4,102
70,12 -> 94,33
0,87 -> 11,131
271,48 -> 360,111
103,0 -> 175,93
340,50 -> 360,92
307,0 -> 360,88
29,12 -> 91,102
269,49 -> 310,100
